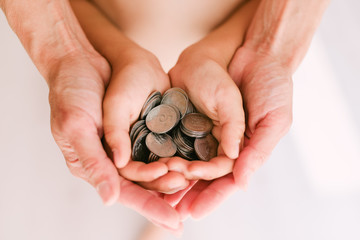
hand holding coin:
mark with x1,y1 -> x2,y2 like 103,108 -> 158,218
167,57 -> 246,181
101,52 -> 186,187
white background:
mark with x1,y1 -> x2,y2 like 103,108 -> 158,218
1,1 -> 359,239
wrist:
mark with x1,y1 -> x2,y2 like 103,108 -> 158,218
3,0 -> 98,79
243,0 -> 330,72
110,46 -> 163,73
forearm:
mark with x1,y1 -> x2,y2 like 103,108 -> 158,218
1,0 -> 97,81
244,0 -> 330,72
70,0 -> 142,67
178,0 -> 260,67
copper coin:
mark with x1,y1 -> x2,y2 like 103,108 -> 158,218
162,88 -> 188,118
146,104 -> 179,134
180,113 -> 213,138
194,134 -> 218,161
145,132 -> 177,157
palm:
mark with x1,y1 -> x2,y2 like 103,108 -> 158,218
167,57 -> 245,181
228,48 -> 293,183
49,55 -> 111,177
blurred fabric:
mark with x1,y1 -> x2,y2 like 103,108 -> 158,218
0,1 -> 359,239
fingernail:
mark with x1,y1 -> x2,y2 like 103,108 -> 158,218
97,181 -> 115,206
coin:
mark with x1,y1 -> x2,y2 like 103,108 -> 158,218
173,127 -> 194,152
172,128 -> 196,160
140,91 -> 161,120
180,113 -> 213,138
130,120 -> 146,144
162,88 -> 189,118
145,132 -> 177,157
132,127 -> 150,162
148,152 -> 160,163
146,104 -> 180,134
186,100 -> 196,114
194,134 -> 218,161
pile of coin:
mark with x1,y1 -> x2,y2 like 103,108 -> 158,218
130,88 -> 219,163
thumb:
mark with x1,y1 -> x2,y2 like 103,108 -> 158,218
71,130 -> 120,206
217,82 -> 245,160
234,111 -> 292,188
103,96 -> 132,168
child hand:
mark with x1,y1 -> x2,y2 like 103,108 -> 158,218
102,48 -> 174,183
166,47 -> 246,181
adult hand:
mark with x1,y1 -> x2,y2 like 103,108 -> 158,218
171,47 -> 293,220
48,49 -> 182,230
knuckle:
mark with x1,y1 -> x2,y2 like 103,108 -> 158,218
52,108 -> 94,137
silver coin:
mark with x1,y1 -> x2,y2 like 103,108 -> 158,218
194,134 -> 218,161
146,104 -> 180,134
162,88 -> 189,118
131,127 -> 150,162
180,113 -> 213,138
131,122 -> 147,145
172,128 -> 196,160
140,91 -> 161,119
186,100 -> 197,114
145,132 -> 177,157
148,152 -> 160,163
130,120 -> 146,144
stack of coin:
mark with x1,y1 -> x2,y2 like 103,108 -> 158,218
130,88 -> 219,163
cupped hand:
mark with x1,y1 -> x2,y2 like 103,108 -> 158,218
48,50 -> 182,230
166,47 -> 246,181
102,47 -> 189,193
170,47 -> 293,220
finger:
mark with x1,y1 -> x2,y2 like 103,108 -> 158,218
103,74 -> 147,168
189,174 -> 238,220
187,156 -> 235,180
103,101 -> 132,168
104,126 -> 132,169
217,82 -> 245,160
148,219 -> 184,237
118,161 -> 168,182
234,112 -> 291,188
137,172 -> 189,194
175,180 -> 211,221
164,180 -> 198,207
118,179 -> 181,229
70,130 -> 120,206
165,156 -> 195,179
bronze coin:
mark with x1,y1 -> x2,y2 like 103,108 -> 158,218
162,88 -> 188,118
180,113 -> 213,138
145,132 -> 177,157
146,104 -> 179,134
194,134 -> 218,161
